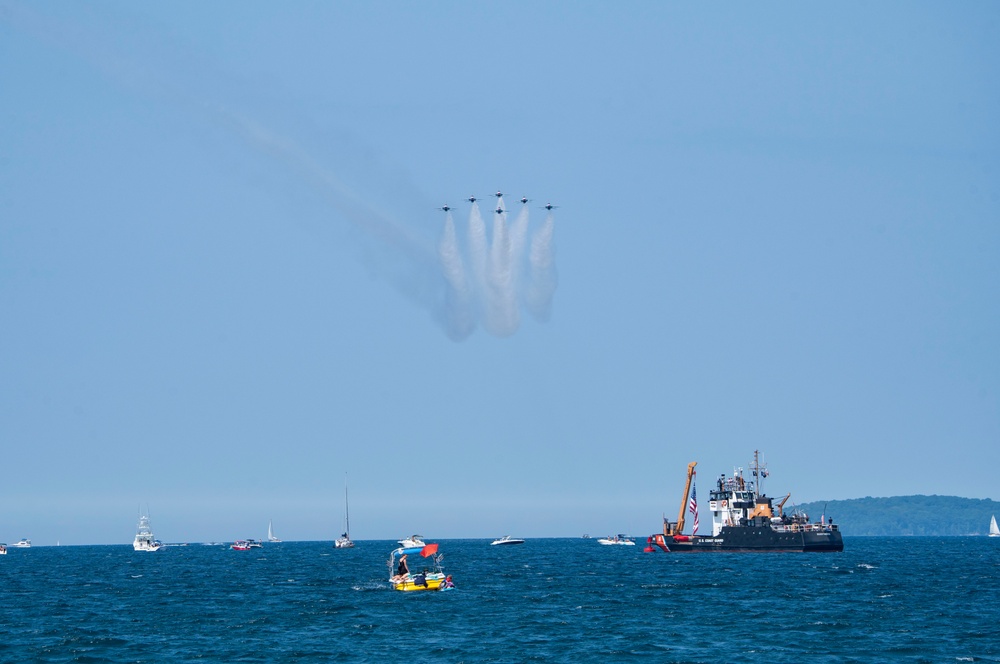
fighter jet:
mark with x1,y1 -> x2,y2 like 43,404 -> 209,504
542,203 -> 559,211
495,206 -> 505,215
518,196 -> 531,204
495,190 -> 504,199
437,204 -> 453,212
466,195 -> 479,203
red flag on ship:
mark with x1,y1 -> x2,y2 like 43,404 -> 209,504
688,474 -> 699,535
420,543 -> 439,557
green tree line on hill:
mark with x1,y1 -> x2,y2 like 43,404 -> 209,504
791,495 -> 1000,536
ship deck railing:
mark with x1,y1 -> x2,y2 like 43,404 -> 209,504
770,523 -> 839,533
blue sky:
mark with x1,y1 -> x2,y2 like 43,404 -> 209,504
2,2 -> 998,545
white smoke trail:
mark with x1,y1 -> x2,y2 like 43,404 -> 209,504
437,212 -> 475,341
525,212 -> 557,322
484,201 -> 520,337
467,202 -> 489,316
509,204 -> 530,291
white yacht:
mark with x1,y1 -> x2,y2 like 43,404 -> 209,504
133,513 -> 163,552
490,536 -> 525,546
597,534 -> 635,546
14,538 -> 31,548
398,535 -> 425,548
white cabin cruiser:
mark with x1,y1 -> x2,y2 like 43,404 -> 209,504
133,514 -> 163,552
398,535 -> 425,548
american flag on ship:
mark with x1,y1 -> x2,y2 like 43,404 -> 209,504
688,474 -> 699,535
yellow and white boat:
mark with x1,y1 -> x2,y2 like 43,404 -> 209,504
388,542 -> 451,592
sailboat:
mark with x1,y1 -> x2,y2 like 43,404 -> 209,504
267,519 -> 281,543
990,515 -> 999,538
334,473 -> 354,548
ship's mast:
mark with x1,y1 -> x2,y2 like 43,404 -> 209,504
750,449 -> 767,499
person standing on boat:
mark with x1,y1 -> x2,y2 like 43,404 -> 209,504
395,554 -> 409,580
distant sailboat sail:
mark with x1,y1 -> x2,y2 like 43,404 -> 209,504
335,473 -> 354,548
990,515 -> 999,538
267,520 -> 281,543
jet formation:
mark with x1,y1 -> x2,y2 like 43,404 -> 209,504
437,194 -> 557,215
433,190 -> 558,340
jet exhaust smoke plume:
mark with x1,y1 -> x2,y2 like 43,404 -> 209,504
438,196 -> 558,339
202,114 -> 561,340
525,212 -> 558,322
437,213 -> 476,341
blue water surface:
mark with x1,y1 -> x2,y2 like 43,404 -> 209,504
1,538 -> 998,662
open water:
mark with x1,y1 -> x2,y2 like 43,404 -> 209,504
1,537 -> 998,662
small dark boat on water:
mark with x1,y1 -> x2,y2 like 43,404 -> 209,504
647,451 -> 843,553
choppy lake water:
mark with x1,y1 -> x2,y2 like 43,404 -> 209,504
1,537 -> 998,662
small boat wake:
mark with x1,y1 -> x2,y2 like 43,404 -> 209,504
352,581 -> 389,592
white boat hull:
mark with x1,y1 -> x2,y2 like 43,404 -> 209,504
398,537 -> 425,548
491,537 -> 525,546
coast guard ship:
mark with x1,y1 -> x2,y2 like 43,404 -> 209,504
647,451 -> 844,553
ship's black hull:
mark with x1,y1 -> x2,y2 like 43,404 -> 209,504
664,526 -> 843,552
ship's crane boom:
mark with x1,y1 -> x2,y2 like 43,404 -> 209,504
777,492 -> 791,517
665,462 -> 697,536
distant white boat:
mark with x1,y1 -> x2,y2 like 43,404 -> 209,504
334,474 -> 354,549
0,543 -> 7,555
267,520 -> 281,543
990,515 -> 1000,538
14,538 -> 31,548
491,536 -> 525,546
398,535 -> 425,549
133,513 -> 163,552
597,534 -> 635,546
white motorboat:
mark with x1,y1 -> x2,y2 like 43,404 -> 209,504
490,536 -> 525,546
267,520 -> 281,543
133,513 -> 163,552
398,535 -> 425,548
334,474 -> 354,549
597,534 -> 635,546
14,538 -> 31,548
0,543 -> 7,555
